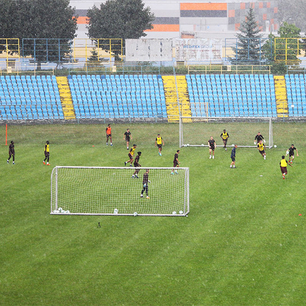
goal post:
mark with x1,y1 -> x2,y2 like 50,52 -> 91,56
179,116 -> 273,149
51,166 -> 189,217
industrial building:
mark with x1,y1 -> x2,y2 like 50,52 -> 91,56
71,0 -> 279,39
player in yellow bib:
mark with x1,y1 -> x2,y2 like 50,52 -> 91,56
43,140 -> 50,165
280,155 -> 292,179
220,129 -> 229,151
155,134 -> 164,156
125,144 -> 137,166
257,140 -> 266,160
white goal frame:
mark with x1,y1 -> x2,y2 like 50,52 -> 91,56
179,116 -> 274,149
51,166 -> 189,217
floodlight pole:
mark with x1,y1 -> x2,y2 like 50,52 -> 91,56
173,61 -> 182,147
269,117 -> 273,149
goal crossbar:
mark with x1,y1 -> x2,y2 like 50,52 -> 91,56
51,166 -> 189,217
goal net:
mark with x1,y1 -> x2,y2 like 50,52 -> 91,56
51,166 -> 189,217
179,117 -> 273,149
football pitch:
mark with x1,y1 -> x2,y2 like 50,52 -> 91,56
1,121 -> 306,305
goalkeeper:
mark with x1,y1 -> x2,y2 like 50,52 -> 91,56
106,124 -> 113,146
254,132 -> 265,145
140,169 -> 150,199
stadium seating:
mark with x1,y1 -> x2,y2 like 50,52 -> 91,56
186,74 -> 277,118
0,75 -> 63,120
285,74 -> 306,117
68,74 -> 167,120
1,74 -> 306,121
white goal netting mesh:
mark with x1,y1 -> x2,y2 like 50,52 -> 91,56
179,117 -> 273,148
51,166 -> 189,216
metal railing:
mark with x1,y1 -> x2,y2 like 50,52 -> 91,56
187,64 -> 272,75
2,61 -> 306,77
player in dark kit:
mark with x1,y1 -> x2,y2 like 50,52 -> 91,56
125,144 -> 137,166
220,129 -> 229,150
7,140 -> 15,164
286,144 -> 299,164
132,151 -> 142,178
230,144 -> 237,168
208,136 -> 216,159
254,132 -> 265,145
123,128 -> 132,150
280,155 -> 292,179
106,124 -> 113,146
171,150 -> 180,175
140,169 -> 150,199
43,140 -> 50,165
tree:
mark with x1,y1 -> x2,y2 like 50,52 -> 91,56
278,22 -> 301,39
0,0 -> 77,67
87,49 -> 108,67
230,8 -> 263,65
263,22 -> 301,65
87,0 -> 154,58
0,0 -> 28,54
278,0 -> 306,33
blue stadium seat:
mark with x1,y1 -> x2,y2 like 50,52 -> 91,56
5,73 -> 306,121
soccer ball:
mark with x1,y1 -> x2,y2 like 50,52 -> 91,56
114,208 -> 118,214
172,211 -> 177,214
133,212 -> 138,216
179,210 -> 183,214
274,145 -> 277,148
58,207 -> 63,213
201,144 -> 204,146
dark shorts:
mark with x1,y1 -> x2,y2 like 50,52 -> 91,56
9,151 -> 15,155
289,154 -> 294,157
128,153 -> 133,159
231,157 -> 235,162
134,163 -> 141,167
222,138 -> 228,143
107,134 -> 111,137
210,147 -> 215,151
173,161 -> 178,167
280,166 -> 287,174
44,152 -> 50,157
259,150 -> 265,154
126,137 -> 130,142
157,144 -> 162,148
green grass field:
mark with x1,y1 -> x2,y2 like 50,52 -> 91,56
1,122 -> 306,305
